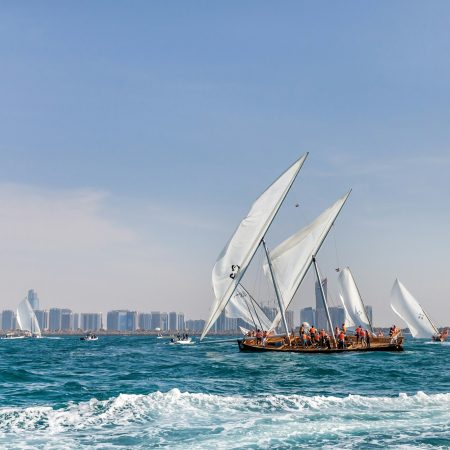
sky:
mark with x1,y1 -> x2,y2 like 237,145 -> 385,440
0,1 -> 449,326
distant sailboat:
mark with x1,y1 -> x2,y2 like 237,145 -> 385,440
338,267 -> 373,333
16,297 -> 41,338
391,279 -> 447,342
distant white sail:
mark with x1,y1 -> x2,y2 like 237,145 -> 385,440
200,154 -> 308,340
390,279 -> 438,339
225,286 -> 272,330
338,267 -> 372,331
267,191 -> 351,330
16,298 -> 41,336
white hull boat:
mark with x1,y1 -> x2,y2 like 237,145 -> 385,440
170,337 -> 194,345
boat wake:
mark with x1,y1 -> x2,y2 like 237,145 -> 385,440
425,340 -> 449,346
0,390 -> 448,449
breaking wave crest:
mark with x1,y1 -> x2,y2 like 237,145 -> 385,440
1,390 -> 449,449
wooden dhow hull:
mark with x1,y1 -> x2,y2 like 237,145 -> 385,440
238,336 -> 404,353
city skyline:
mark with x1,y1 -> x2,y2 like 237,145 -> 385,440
0,3 -> 449,326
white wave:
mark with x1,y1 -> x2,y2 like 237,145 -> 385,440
0,390 -> 449,449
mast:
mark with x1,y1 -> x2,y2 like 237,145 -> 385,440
312,256 -> 337,347
262,239 -> 290,338
240,292 -> 260,330
420,303 -> 439,335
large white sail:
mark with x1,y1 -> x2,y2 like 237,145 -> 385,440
267,191 -> 351,330
225,286 -> 272,330
16,298 -> 41,336
200,154 -> 308,340
390,279 -> 438,338
338,267 -> 372,331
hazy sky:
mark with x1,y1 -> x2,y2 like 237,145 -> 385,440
1,2 -> 449,326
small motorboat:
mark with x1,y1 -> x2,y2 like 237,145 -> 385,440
1,332 -> 26,340
170,335 -> 194,345
80,333 -> 98,341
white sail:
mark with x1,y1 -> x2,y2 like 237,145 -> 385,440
390,279 -> 438,339
338,293 -> 355,328
16,298 -> 41,336
225,286 -> 272,330
268,191 -> 351,330
200,154 -> 308,340
338,267 -> 372,331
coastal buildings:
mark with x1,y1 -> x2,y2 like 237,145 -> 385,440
1,310 -> 15,331
300,304 -> 374,329
106,310 -> 137,331
151,311 -> 161,330
138,313 -> 152,330
48,308 -> 62,331
0,288 -> 374,334
184,319 -> 205,332
34,310 -> 48,330
80,313 -> 102,331
169,312 -> 177,331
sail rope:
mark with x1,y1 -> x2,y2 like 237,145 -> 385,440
332,225 -> 341,272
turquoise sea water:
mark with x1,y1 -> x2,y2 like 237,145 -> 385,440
0,336 -> 449,449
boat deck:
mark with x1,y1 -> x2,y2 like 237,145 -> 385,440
238,335 -> 404,353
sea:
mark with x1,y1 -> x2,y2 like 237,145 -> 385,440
0,336 -> 448,449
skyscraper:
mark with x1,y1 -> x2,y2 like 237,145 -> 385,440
34,310 -> 48,330
138,313 -> 152,330
213,311 -> 238,332
161,313 -> 168,331
168,312 -> 177,331
73,313 -> 80,330
151,311 -> 161,330
285,310 -> 294,331
185,319 -> 205,332
60,309 -> 74,331
300,307 -> 315,326
177,313 -> 185,331
80,313 -> 102,331
329,306 -> 346,329
107,310 -> 137,331
49,308 -> 62,331
27,289 -> 39,310
1,310 -> 15,331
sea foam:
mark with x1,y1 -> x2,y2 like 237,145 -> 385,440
0,390 -> 449,449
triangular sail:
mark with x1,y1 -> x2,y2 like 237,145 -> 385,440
200,154 -> 308,340
338,294 -> 355,328
338,267 -> 372,331
390,279 -> 438,338
267,191 -> 351,331
16,298 -> 41,336
225,286 -> 272,330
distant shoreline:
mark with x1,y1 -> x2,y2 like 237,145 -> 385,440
40,330 -> 232,337
2,327 -> 447,337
